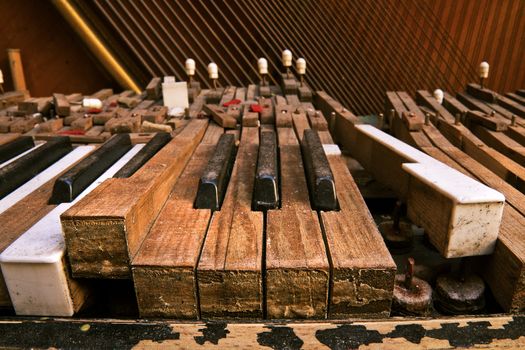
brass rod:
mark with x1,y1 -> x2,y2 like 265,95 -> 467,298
52,0 -> 141,93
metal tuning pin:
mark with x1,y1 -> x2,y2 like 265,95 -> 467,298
282,49 -> 292,78
296,58 -> 306,86
258,58 -> 268,86
479,61 -> 489,89
208,62 -> 219,90
185,58 -> 196,84
433,88 -> 444,105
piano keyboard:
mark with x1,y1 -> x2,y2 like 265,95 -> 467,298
0,74 -> 523,323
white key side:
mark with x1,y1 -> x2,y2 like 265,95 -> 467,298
0,144 -> 144,316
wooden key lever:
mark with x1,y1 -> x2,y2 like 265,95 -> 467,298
253,130 -> 279,210
195,133 -> 237,210
49,134 -> 132,204
301,129 -> 337,210
0,137 -> 72,199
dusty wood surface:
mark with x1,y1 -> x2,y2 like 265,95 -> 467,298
62,119 -> 208,278
322,154 -> 395,318
132,124 -> 223,319
197,127 -> 263,318
266,127 -> 329,319
471,125 -> 525,167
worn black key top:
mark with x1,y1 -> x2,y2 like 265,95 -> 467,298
0,137 -> 72,199
301,129 -> 337,210
113,132 -> 172,178
253,130 -> 279,210
49,134 -> 132,204
195,133 -> 236,210
0,136 -> 35,164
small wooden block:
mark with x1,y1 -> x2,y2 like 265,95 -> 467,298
145,77 -> 162,100
203,104 -> 236,128
9,117 -> 39,133
53,93 -> 70,117
258,98 -> 274,124
141,106 -> 167,124
298,85 -> 313,102
466,111 -> 508,131
70,115 -> 93,131
206,89 -> 224,104
281,74 -> 298,95
38,118 -> 63,133
242,111 -> 259,127
259,85 -> 272,98
93,111 -> 116,125
275,105 -> 293,127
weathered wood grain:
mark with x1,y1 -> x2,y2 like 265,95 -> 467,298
197,127 -> 263,318
62,119 -> 208,278
132,124 -> 223,318
322,154 -> 395,317
265,127 -> 329,319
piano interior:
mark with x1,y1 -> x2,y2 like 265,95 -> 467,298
0,1 -> 523,348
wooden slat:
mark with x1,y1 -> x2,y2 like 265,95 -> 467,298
132,124 -> 223,318
471,125 -> 525,167
322,154 -> 395,317
62,119 -> 209,278
265,127 -> 329,319
197,127 -> 263,318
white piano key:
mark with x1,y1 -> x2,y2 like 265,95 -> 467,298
0,146 -> 95,214
0,144 -> 144,316
353,124 -> 505,258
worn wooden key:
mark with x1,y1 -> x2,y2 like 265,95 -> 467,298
194,133 -> 237,210
301,129 -> 337,210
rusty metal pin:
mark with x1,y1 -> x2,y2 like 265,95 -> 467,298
330,111 -> 336,132
378,113 -> 384,129
454,113 -> 461,125
424,113 -> 430,126
511,115 -> 517,127
490,110 -> 496,117
404,257 -> 415,290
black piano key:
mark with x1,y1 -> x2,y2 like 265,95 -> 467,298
0,137 -> 72,199
195,133 -> 236,210
253,130 -> 279,210
49,134 -> 132,204
301,129 -> 338,210
113,132 -> 172,178
0,136 -> 35,163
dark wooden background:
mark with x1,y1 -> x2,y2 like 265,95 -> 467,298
0,0 -> 523,115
